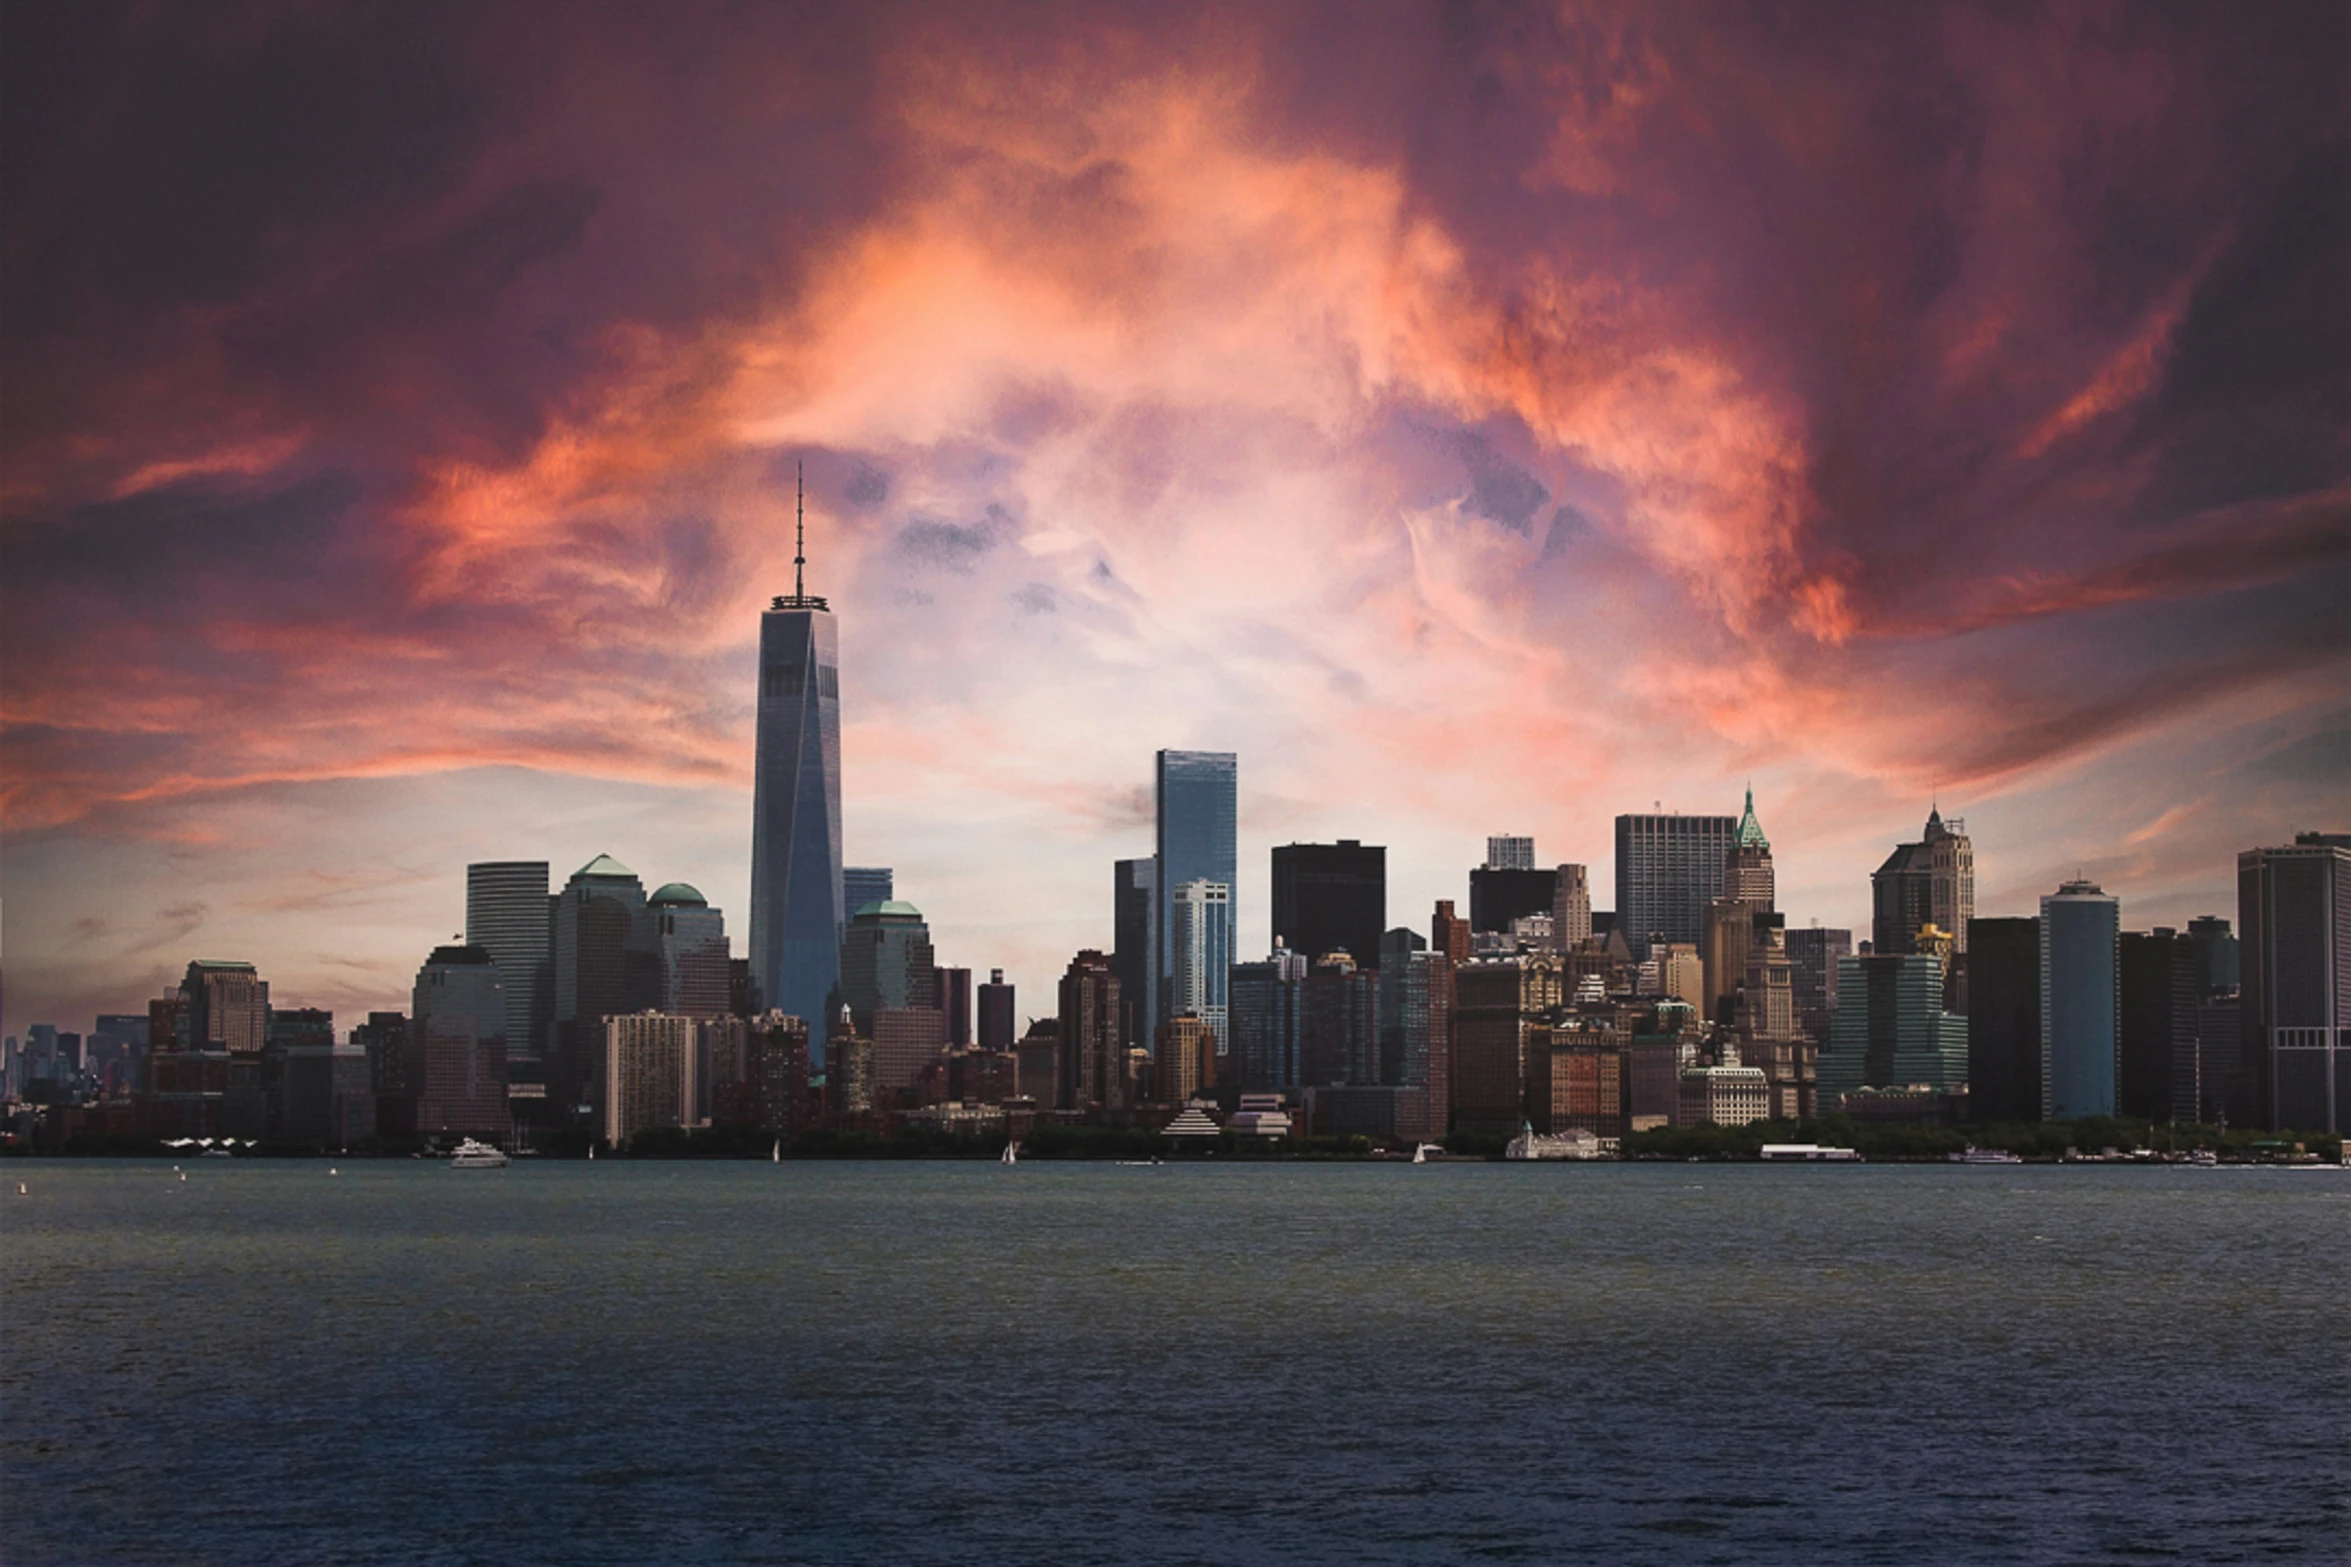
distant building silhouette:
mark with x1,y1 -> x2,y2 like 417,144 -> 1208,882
1967,917 -> 2042,1122
2237,832 -> 2350,1133
977,969 -> 1016,1052
1786,927 -> 1851,1045
1271,840 -> 1386,971
1112,857 -> 1157,1051
2120,929 -> 2202,1125
935,966 -> 972,1048
1057,950 -> 1123,1113
551,854 -> 647,1120
412,944 -> 509,1141
1228,943 -> 1307,1093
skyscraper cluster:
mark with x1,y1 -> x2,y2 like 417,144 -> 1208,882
9,503 -> 2344,1155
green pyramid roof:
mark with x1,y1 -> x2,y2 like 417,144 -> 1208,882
574,853 -> 635,880
1735,788 -> 1769,851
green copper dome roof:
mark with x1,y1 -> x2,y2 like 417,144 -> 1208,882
1735,788 -> 1769,851
648,882 -> 707,907
853,899 -> 923,920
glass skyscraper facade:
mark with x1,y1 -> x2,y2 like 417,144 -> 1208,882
749,589 -> 844,1064
1112,857 -> 1157,1050
1168,879 -> 1232,1053
2041,880 -> 2120,1120
843,866 -> 894,918
1155,750 -> 1236,1045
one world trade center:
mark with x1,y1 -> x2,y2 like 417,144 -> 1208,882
749,466 -> 845,1066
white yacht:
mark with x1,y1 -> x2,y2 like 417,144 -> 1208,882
1950,1147 -> 2023,1165
447,1138 -> 511,1169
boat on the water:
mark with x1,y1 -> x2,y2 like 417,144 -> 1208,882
1000,1140 -> 1019,1165
1412,1143 -> 1443,1164
1949,1147 -> 2023,1164
448,1138 -> 510,1169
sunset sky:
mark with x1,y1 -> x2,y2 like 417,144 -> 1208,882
4,1 -> 2346,1038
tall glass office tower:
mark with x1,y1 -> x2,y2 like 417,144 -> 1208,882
467,861 -> 551,1065
1156,750 -> 1236,1048
2041,879 -> 2120,1120
749,473 -> 845,1066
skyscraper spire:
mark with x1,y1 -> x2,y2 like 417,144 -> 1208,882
773,457 -> 828,612
1735,785 -> 1769,851
752,455 -> 843,1061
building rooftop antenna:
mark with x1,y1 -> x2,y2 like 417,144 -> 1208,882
772,457 -> 829,612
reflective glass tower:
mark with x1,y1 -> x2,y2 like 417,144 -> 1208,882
750,468 -> 845,1065
2041,879 -> 2119,1120
1155,750 -> 1237,1043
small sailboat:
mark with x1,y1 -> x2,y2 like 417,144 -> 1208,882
1001,1140 -> 1019,1165
771,1138 -> 782,1164
588,1144 -> 596,1161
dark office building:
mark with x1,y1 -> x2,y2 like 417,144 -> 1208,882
1468,866 -> 1558,936
1451,955 -> 1563,1137
2120,929 -> 2201,1125
1228,946 -> 1307,1093
1299,952 -> 1378,1087
1966,918 -> 2042,1122
1786,926 -> 1852,1044
2184,915 -> 2239,995
1272,840 -> 1386,967
935,967 -> 973,1048
2194,998 -> 2239,1124
1056,950 -> 1123,1114
2237,832 -> 2351,1133
1112,858 -> 1156,1049
467,860 -> 552,1069
977,969 -> 1016,1052
551,854 -> 650,1113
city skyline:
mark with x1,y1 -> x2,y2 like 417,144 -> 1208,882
5,4 -> 2347,1038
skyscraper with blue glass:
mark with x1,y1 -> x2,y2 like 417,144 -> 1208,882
749,474 -> 845,1066
1155,750 -> 1236,1050
2041,879 -> 2119,1120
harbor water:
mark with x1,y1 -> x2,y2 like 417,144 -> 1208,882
4,1160 -> 2345,1564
